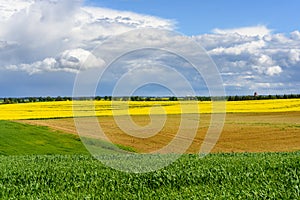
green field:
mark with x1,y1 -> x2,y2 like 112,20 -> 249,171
1,153 -> 299,199
0,121 -> 134,156
0,120 -> 299,199
0,120 -> 88,155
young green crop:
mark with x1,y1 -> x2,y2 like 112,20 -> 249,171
0,152 -> 299,199
0,120 -> 88,155
0,120 -> 135,156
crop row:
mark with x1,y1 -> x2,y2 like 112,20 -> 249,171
0,152 -> 299,199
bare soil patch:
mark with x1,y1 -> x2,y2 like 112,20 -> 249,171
17,112 -> 300,153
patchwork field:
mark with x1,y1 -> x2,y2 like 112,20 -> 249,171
1,99 -> 299,199
2,99 -> 297,153
19,112 -> 300,153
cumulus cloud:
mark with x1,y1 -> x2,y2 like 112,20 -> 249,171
194,25 -> 300,94
0,1 -> 299,95
212,25 -> 271,37
6,48 -> 105,74
0,0 -> 175,73
0,0 -> 33,21
56,49 -> 105,71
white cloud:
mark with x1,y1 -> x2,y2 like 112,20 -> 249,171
6,57 -> 57,74
6,48 -> 106,74
257,55 -> 273,66
288,49 -> 300,64
213,25 -> 271,37
266,65 -> 282,76
0,0 -> 175,73
252,65 -> 282,76
56,48 -> 105,71
0,0 -> 33,22
0,1 -> 299,95
208,39 -> 266,55
290,31 -> 300,40
194,25 -> 300,94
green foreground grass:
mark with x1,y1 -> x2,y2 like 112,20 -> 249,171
0,153 -> 299,199
0,120 -> 88,155
0,120 -> 134,155
0,120 -> 299,199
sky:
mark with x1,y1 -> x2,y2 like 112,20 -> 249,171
0,0 -> 300,97
85,0 -> 300,35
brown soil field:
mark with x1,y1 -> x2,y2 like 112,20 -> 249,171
18,112 -> 300,153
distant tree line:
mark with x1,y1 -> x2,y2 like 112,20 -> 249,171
226,94 -> 300,101
0,96 -> 72,104
1,94 -> 300,104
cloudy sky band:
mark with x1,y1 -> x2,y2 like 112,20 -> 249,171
0,0 -> 299,96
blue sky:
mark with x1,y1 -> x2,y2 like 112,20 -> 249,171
86,0 -> 300,35
0,0 -> 299,97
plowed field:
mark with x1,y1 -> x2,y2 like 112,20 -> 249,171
19,112 -> 300,153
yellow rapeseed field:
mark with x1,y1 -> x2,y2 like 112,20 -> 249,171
0,99 -> 299,120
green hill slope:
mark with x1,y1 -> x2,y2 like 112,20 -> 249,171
0,120 -> 88,155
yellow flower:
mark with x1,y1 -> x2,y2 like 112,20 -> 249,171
0,99 -> 299,120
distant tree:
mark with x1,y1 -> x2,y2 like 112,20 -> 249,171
131,96 -> 140,101
45,96 -> 52,101
63,97 -> 71,101
145,97 -> 151,101
233,95 -> 240,101
55,96 -> 63,101
38,97 -> 44,102
169,96 -> 178,101
95,96 -> 102,101
3,98 -> 10,104
28,97 -> 37,102
16,98 -> 23,103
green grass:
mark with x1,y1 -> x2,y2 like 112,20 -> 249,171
0,120 -> 135,155
0,120 -> 89,155
0,120 -> 299,199
0,153 -> 299,199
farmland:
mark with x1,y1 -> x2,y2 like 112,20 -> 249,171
1,153 -> 299,199
0,99 -> 299,120
0,120 -> 135,156
19,112 -> 300,153
0,120 -> 88,156
7,99 -> 299,153
0,99 -> 300,199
